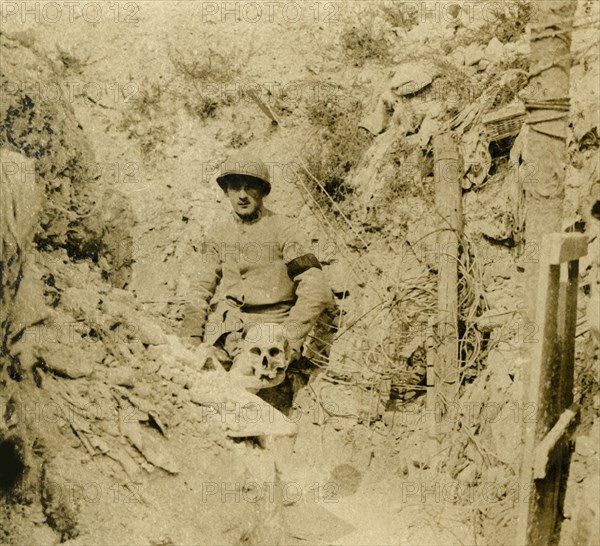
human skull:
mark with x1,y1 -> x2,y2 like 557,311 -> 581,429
240,322 -> 290,383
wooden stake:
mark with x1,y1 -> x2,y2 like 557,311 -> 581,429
431,133 -> 462,435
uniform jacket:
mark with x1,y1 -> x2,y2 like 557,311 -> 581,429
185,208 -> 333,347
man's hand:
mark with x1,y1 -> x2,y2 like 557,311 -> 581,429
281,317 -> 309,365
289,344 -> 302,365
284,328 -> 304,364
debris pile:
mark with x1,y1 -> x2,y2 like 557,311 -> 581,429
0,35 -> 287,546
289,1 -> 599,542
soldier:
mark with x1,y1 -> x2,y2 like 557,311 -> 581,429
182,152 -> 333,392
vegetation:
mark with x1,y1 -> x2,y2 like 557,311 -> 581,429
303,95 -> 371,205
119,47 -> 246,157
458,0 -> 535,46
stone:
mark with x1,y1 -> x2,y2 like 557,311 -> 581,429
107,368 -> 136,387
8,262 -> 51,335
306,64 -> 320,75
410,438 -> 439,469
60,286 -> 101,319
418,114 -> 440,148
134,383 -> 153,398
171,371 -> 188,386
109,288 -> 138,307
158,363 -> 175,381
38,342 -> 100,379
484,290 -> 515,317
485,37 -> 505,62
102,298 -> 138,323
9,29 -> 36,48
88,435 -> 110,454
136,316 -> 166,345
1,148 -> 44,337
464,43 -> 484,66
145,344 -> 169,361
450,47 -> 466,66
477,59 -> 491,72
427,101 -> 444,119
359,97 -> 391,135
390,62 -> 435,96
504,40 -> 530,57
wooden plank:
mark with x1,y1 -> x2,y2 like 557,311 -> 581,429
533,407 -> 578,479
517,237 -> 561,546
530,257 -> 583,542
558,260 -> 579,411
517,235 -> 586,546
553,259 -> 580,534
547,233 -> 588,264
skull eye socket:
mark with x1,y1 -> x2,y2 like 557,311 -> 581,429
250,347 -> 261,355
269,347 -> 281,357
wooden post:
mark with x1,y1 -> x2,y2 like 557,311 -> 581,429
431,133 -> 462,434
522,0 -> 575,323
517,234 -> 587,546
518,1 -> 577,543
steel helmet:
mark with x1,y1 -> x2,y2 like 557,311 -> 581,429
216,152 -> 271,195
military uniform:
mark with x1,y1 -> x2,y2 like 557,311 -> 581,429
183,207 -> 333,360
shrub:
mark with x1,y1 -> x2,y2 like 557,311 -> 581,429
303,96 -> 371,205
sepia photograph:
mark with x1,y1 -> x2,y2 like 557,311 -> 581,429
0,0 -> 598,544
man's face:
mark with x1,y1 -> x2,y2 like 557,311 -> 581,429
225,177 -> 265,218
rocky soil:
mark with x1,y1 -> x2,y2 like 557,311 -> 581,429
1,1 -> 598,545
